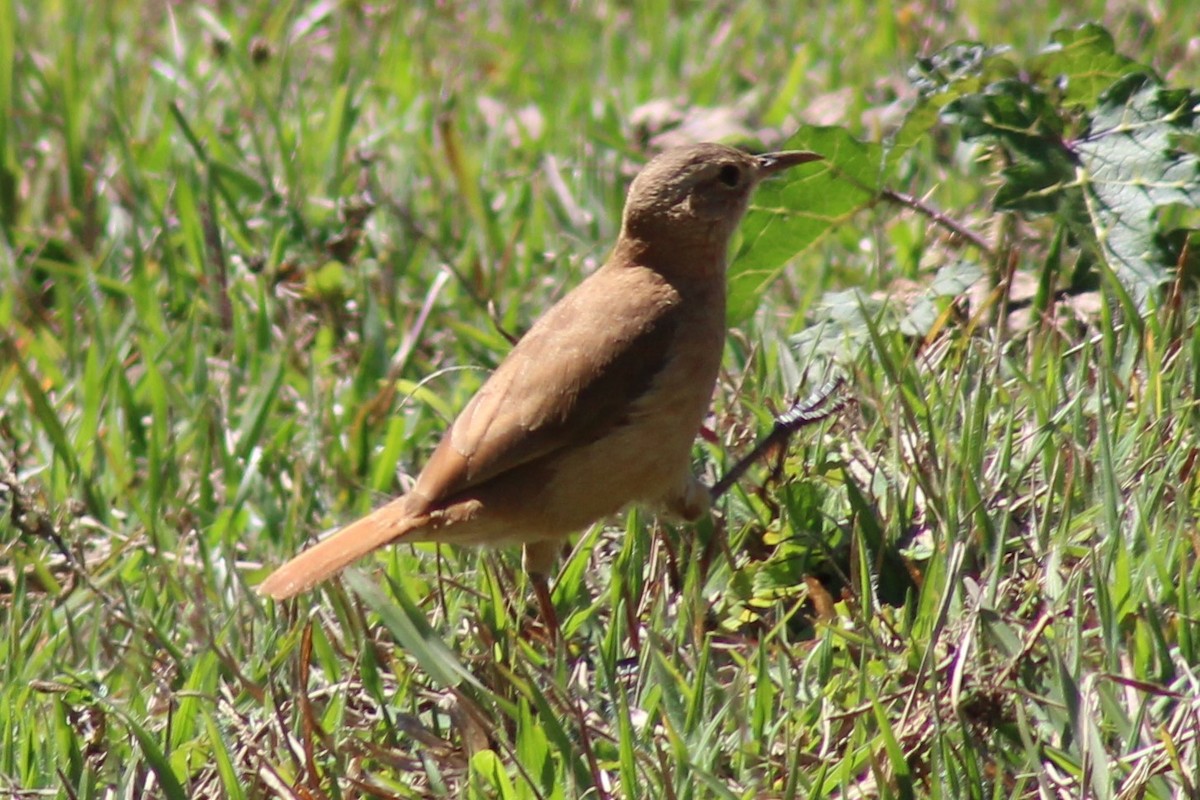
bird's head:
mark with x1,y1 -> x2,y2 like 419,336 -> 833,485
620,143 -> 821,247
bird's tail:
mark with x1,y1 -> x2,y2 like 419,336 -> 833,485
257,497 -> 425,600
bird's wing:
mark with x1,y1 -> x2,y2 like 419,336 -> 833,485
411,265 -> 682,507
256,266 -> 683,601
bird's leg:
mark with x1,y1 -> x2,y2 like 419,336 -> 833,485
522,540 -> 562,643
530,572 -> 561,644
662,474 -> 711,522
660,474 -> 715,588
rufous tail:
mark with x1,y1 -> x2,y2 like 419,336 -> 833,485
257,497 -> 424,600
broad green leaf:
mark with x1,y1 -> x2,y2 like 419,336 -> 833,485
1032,24 -> 1144,108
943,79 -> 1076,215
889,41 -> 1022,177
1074,73 -> 1200,304
939,59 -> 1198,306
729,127 -> 877,323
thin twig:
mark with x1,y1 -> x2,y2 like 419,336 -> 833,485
709,376 -> 848,502
880,188 -> 995,257
698,377 -> 847,581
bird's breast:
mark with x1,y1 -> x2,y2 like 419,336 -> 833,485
539,292 -> 725,523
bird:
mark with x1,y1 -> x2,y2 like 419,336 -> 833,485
258,143 -> 821,631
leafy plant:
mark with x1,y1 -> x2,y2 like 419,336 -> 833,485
750,24 -> 1200,322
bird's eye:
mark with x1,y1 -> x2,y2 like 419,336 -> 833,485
717,164 -> 741,187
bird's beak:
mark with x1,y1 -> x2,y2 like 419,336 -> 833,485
756,150 -> 823,178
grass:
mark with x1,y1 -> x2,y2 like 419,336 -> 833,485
3,0 -> 1200,797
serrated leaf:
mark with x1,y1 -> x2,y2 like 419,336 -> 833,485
945,78 -> 1063,142
992,153 -> 1080,215
907,41 -> 1016,98
890,43 -> 1020,176
953,81 -> 1067,143
942,78 -> 1080,217
939,60 -> 1199,306
729,127 -> 878,323
1033,24 -> 1145,108
1073,73 -> 1200,303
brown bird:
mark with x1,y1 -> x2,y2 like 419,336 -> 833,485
258,143 -> 821,626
